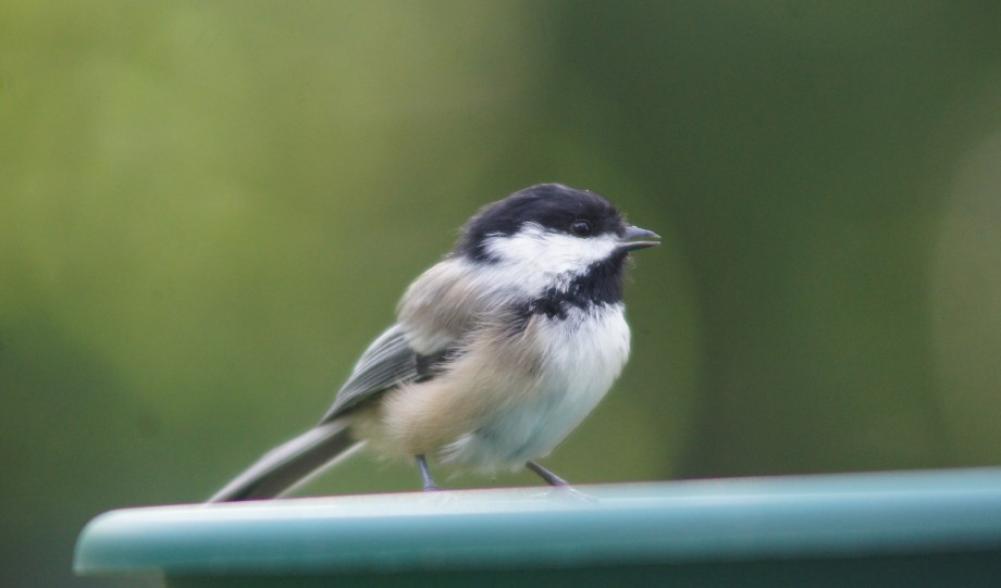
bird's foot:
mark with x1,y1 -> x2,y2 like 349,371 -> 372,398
526,461 -> 570,487
416,454 -> 443,492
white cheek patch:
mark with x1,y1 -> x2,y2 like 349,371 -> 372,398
482,224 -> 620,294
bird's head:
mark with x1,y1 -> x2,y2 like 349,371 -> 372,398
456,183 -> 659,283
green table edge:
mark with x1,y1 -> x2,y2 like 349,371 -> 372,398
75,467 -> 1001,576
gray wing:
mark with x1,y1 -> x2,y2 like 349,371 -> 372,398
320,324 -> 420,422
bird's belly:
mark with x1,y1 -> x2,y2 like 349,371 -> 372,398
444,304 -> 631,469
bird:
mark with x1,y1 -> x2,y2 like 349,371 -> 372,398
209,183 -> 659,501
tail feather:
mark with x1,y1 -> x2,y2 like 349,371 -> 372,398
208,419 -> 360,502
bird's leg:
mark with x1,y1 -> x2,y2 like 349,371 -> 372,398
526,461 -> 570,487
416,454 -> 440,491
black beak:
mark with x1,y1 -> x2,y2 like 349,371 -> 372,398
619,225 -> 661,252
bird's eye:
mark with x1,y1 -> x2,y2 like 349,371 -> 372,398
571,220 -> 592,236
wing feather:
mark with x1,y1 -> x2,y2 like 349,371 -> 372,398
322,260 -> 483,423
320,324 -> 419,422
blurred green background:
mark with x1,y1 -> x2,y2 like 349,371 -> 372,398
3,1 -> 1001,586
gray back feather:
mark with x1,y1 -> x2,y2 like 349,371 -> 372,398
320,324 -> 419,422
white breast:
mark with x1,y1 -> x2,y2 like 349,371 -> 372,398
444,303 -> 631,469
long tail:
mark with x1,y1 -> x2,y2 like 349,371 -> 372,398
208,419 -> 360,502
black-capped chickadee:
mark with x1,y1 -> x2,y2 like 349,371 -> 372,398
210,183 -> 659,501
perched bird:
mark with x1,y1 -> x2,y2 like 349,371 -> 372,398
210,183 -> 659,501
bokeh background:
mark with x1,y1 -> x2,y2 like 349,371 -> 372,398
3,1 -> 1001,585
